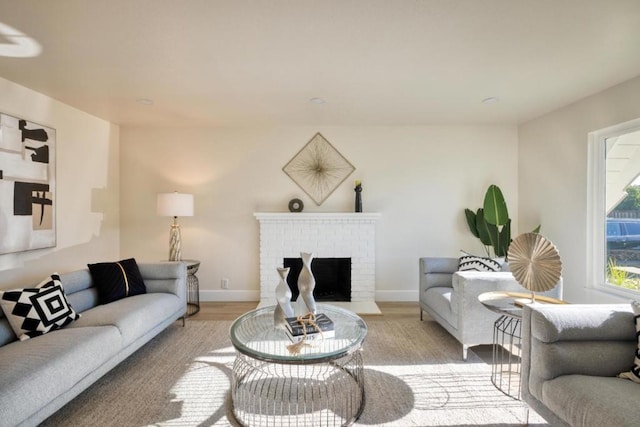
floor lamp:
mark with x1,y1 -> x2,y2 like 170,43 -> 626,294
157,192 -> 194,261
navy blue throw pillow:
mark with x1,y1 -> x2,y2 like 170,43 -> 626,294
88,258 -> 146,304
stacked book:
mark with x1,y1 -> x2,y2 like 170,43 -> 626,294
284,313 -> 335,343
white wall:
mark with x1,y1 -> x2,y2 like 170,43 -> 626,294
120,125 -> 518,301
3,65 -> 638,305
0,77 -> 120,288
519,75 -> 640,303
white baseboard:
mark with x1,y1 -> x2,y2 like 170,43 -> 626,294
375,290 -> 418,302
200,290 -> 260,302
200,289 -> 417,302
255,300 -> 382,315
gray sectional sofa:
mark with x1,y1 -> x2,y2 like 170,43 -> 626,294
521,303 -> 640,426
0,261 -> 187,427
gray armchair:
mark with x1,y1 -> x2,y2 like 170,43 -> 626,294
419,257 -> 562,360
521,303 -> 640,426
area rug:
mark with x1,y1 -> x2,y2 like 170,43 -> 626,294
41,317 -> 548,426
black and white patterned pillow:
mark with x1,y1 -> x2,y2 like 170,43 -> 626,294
0,274 -> 81,341
458,255 -> 502,272
619,300 -> 640,383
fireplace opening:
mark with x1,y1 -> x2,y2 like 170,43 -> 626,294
283,257 -> 351,302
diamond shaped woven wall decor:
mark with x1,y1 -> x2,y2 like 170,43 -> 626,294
283,133 -> 355,205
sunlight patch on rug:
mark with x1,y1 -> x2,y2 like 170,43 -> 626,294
159,348 -> 236,426
358,364 -> 534,426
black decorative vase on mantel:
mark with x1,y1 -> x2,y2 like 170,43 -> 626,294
354,181 -> 363,212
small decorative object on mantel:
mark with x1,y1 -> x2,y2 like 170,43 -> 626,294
288,198 -> 304,212
282,132 -> 355,206
354,180 -> 363,212
508,232 -> 562,303
274,267 -> 294,327
296,252 -> 317,315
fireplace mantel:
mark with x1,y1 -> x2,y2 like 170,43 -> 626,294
254,212 -> 381,314
254,212 -> 381,221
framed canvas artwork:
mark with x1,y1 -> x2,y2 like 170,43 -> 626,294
0,113 -> 56,254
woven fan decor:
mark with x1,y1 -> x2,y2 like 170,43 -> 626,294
508,233 -> 562,293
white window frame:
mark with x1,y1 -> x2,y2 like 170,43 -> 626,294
588,117 -> 640,298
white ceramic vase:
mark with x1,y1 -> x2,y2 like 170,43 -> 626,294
274,267 -> 294,326
297,252 -> 317,315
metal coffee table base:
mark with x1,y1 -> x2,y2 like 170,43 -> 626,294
231,351 -> 365,427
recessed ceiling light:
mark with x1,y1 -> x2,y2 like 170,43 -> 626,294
136,98 -> 154,105
482,97 -> 499,104
0,23 -> 41,58
309,97 -> 326,105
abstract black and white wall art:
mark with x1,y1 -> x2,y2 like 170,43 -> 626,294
0,113 -> 56,254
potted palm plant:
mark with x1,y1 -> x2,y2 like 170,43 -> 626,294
465,184 -> 539,258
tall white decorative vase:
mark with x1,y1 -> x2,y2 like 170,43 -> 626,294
297,252 -> 317,315
274,267 -> 294,327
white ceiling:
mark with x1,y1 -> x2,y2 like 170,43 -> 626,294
0,0 -> 639,127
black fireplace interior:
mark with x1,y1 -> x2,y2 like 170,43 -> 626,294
283,257 -> 351,302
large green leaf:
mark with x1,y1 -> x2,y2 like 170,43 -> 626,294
485,222 -> 501,256
475,209 -> 493,246
498,219 -> 511,257
464,209 -> 479,238
483,185 -> 509,226
485,219 -> 511,258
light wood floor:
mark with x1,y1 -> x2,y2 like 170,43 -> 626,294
190,301 -> 419,321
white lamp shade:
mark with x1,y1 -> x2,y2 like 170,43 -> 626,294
157,192 -> 194,217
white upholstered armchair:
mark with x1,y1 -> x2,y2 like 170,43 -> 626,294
418,257 -> 563,360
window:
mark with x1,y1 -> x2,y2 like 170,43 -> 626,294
607,221 -> 622,237
589,119 -> 640,295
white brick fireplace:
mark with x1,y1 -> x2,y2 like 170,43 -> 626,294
254,212 -> 381,314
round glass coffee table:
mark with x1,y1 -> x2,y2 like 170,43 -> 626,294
229,303 -> 367,427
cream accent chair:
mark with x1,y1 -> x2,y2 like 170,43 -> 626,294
418,257 -> 563,360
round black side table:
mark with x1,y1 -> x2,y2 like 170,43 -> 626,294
184,260 -> 200,316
